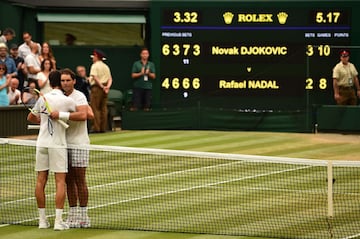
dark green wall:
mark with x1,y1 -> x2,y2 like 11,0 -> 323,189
52,46 -> 141,92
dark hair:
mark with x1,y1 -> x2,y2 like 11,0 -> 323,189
60,68 -> 76,80
140,47 -> 149,53
0,63 -> 7,74
2,28 -> 15,36
49,70 -> 61,88
41,42 -> 55,61
40,58 -> 53,71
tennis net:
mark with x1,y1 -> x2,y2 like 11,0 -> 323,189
1,138 -> 360,239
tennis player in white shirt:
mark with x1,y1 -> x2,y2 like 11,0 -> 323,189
51,68 -> 94,228
27,70 -> 76,231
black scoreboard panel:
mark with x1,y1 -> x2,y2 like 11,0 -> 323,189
151,1 -> 353,110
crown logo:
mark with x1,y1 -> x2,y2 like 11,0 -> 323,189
277,12 -> 288,24
223,12 -> 234,24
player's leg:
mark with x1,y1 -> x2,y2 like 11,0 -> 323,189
35,147 -> 50,229
75,167 -> 90,228
73,148 -> 90,228
75,168 -> 88,207
50,148 -> 69,231
66,166 -> 80,228
54,172 -> 69,230
66,167 -> 78,207
35,171 -> 50,229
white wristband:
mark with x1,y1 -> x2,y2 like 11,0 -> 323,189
59,112 -> 70,121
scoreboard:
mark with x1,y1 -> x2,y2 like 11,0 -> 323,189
150,1 -> 354,110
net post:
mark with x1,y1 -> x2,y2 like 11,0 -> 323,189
327,160 -> 334,218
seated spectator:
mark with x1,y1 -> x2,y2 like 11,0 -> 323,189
75,65 -> 90,101
22,81 -> 38,105
8,77 -> 21,105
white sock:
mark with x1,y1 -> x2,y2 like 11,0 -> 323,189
55,208 -> 63,221
69,206 -> 77,215
38,208 -> 46,221
80,207 -> 87,216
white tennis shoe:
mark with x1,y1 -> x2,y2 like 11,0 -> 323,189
66,212 -> 80,228
38,220 -> 50,229
79,215 -> 91,228
54,220 -> 69,231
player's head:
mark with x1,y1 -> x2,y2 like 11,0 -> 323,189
60,68 -> 76,94
49,70 -> 61,88
60,68 -> 76,80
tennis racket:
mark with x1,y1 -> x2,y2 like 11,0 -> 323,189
22,87 -> 55,135
21,86 -> 44,115
33,89 -> 69,129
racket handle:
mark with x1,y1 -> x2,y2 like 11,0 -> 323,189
58,119 -> 69,129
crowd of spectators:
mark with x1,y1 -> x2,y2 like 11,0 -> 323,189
0,28 -> 91,107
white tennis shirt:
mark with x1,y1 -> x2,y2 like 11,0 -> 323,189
66,89 -> 90,146
33,89 -> 76,148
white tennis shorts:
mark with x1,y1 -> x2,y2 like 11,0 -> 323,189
35,147 -> 68,173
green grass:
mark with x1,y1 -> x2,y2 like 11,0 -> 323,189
89,130 -> 360,160
1,130 -> 360,239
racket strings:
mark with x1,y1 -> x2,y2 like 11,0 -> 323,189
47,118 -> 54,136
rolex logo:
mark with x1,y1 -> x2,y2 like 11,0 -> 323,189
223,12 -> 234,24
277,12 -> 288,24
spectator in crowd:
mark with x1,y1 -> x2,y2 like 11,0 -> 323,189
0,28 -> 16,44
39,42 -> 56,70
22,81 -> 38,105
8,77 -> 21,105
130,47 -> 156,111
89,49 -> 112,133
9,44 -> 26,91
0,63 -> 10,106
36,58 -> 53,94
0,43 -> 17,78
75,65 -> 90,102
24,42 -> 41,86
65,33 -> 77,46
18,32 -> 41,59
332,49 -> 360,105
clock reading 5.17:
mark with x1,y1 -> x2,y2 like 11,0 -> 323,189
315,12 -> 340,23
